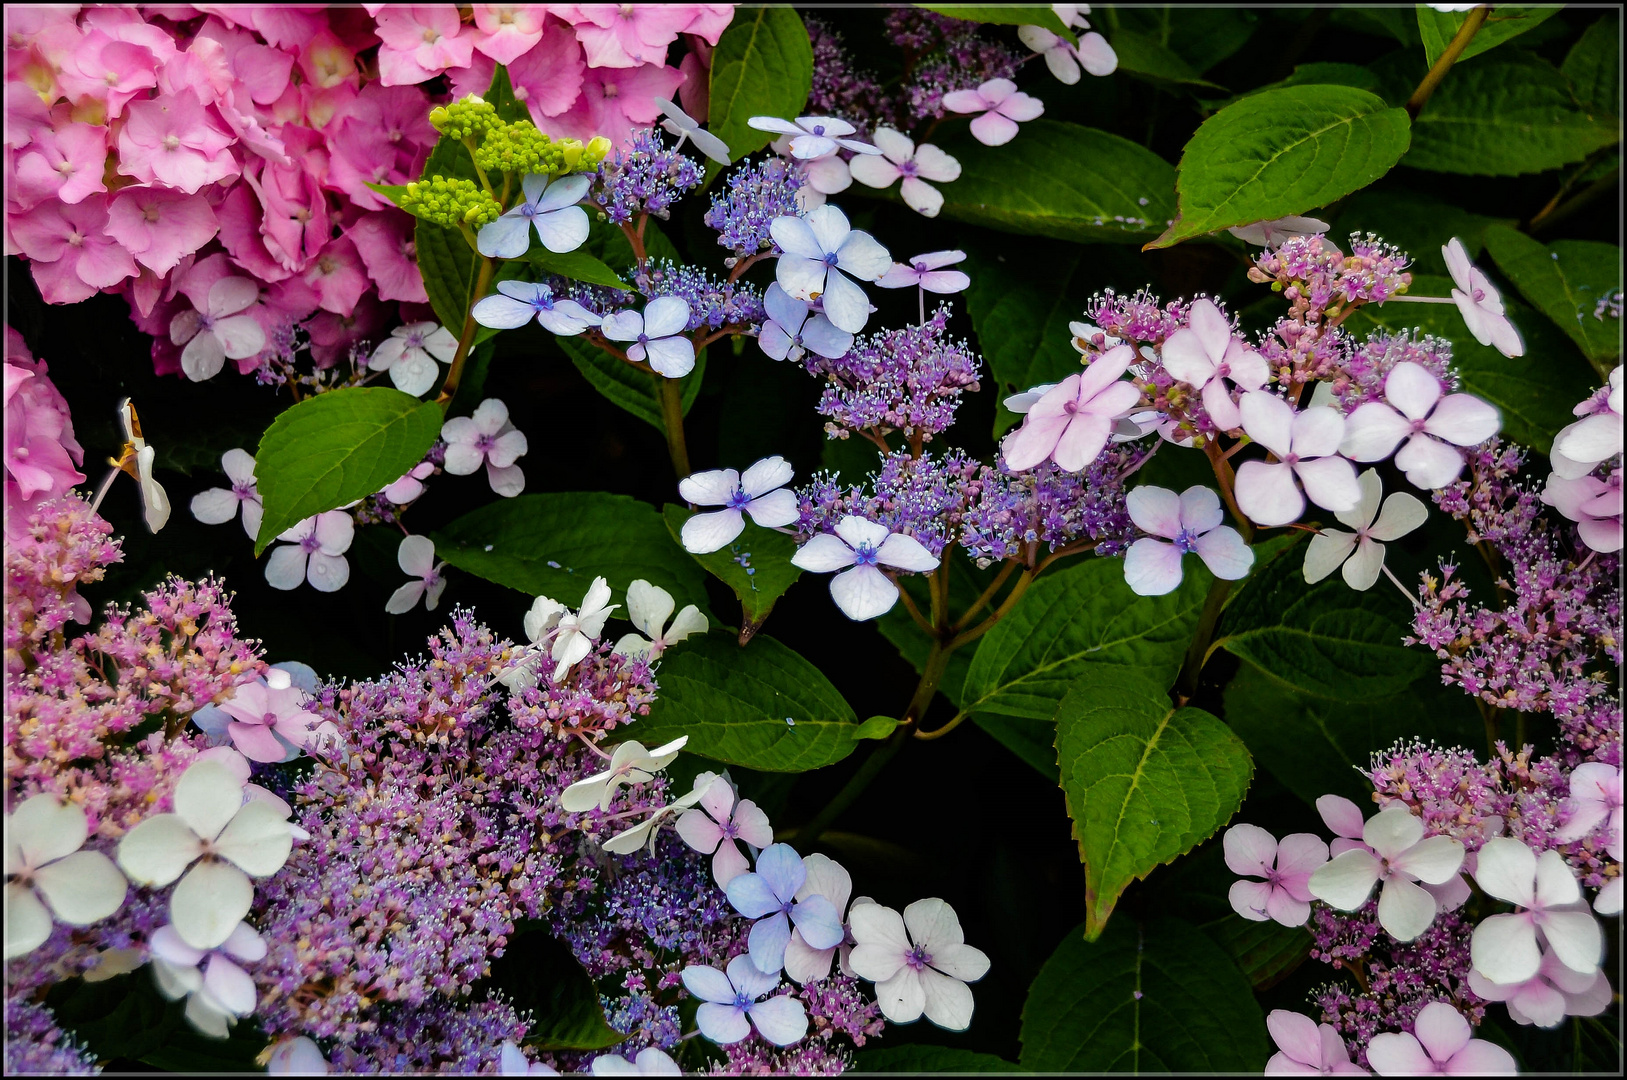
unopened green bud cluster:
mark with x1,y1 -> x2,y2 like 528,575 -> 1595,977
474,120 -> 569,176
428,96 -> 499,140
398,176 -> 503,228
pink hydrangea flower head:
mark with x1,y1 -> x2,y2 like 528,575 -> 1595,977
1159,298 -> 1270,431
1124,484 -> 1254,596
105,187 -> 219,276
299,28 -> 360,89
375,5 -> 475,85
4,332 -> 85,524
942,78 -> 1045,147
348,211 -> 428,304
569,4 -> 695,68
12,122 -> 108,206
299,236 -> 370,317
451,26 -> 586,120
1443,237 -> 1523,358
1000,345 -> 1142,472
57,28 -> 162,118
471,5 -> 548,64
1340,361 -> 1501,490
116,90 -> 238,193
1364,1001 -> 1516,1075
241,151 -> 331,276
676,774 -> 773,888
848,128 -> 961,217
1541,467 -> 1622,554
1264,1010 -> 1366,1075
1307,806 -> 1466,941
11,195 -> 138,304
1470,837 -> 1605,985
540,62 -> 684,148
1234,392 -> 1361,527
1224,824 -> 1328,927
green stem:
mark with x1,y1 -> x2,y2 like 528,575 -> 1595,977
655,375 -> 690,476
437,255 -> 496,409
1405,6 -> 1489,117
1175,576 -> 1233,701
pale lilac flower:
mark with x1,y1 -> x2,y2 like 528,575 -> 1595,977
655,98 -> 729,165
267,1037 -> 329,1074
471,279 -> 603,336
849,898 -> 990,1031
265,511 -> 353,592
1017,23 -> 1117,83
768,131 -> 852,197
442,398 -> 528,497
1550,366 -> 1621,478
170,276 -> 266,382
385,535 -> 447,615
679,456 -> 799,553
1470,837 -> 1604,984
1000,345 -> 1141,472
1542,468 -> 1622,553
189,447 -> 262,540
747,115 -> 880,161
1264,1009 -> 1367,1075
602,296 -> 695,378
1365,1001 -> 1517,1075
676,773 -> 773,888
1467,946 -> 1613,1029
1340,361 -> 1501,489
942,78 -> 1045,147
1555,762 -> 1622,859
1123,484 -> 1254,595
1003,382 -> 1058,414
477,172 -> 591,258
1303,470 -> 1428,590
770,205 -> 891,333
791,514 -> 940,621
1235,393 -> 1361,526
368,321 -> 458,397
1158,298 -> 1270,430
847,128 -> 961,217
4,795 -> 127,960
784,853 -> 864,985
590,1047 -> 679,1076
149,920 -> 266,1037
1224,824 -> 1328,928
560,737 -> 688,813
116,758 -> 294,949
876,250 -> 971,294
1229,216 -> 1330,248
214,674 -> 323,763
1318,795 -> 1370,856
1307,806 -> 1466,942
382,461 -> 434,504
681,954 -> 809,1046
726,843 -> 845,972
1443,238 -> 1523,358
757,284 -> 851,363
611,579 -> 707,660
116,398 -> 171,533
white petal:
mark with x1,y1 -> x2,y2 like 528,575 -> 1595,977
388,351 -> 439,397
10,795 -> 89,869
181,331 -> 227,382
265,545 -> 309,590
213,800 -> 293,877
305,552 -> 350,593
116,814 -> 201,886
202,954 -> 258,1016
1340,537 -> 1385,591
1474,838 -> 1538,906
213,316 -> 265,361
1340,402 -> 1411,461
1193,527 -> 1254,581
643,296 -> 692,339
1377,876 -> 1438,942
170,860 -> 254,950
829,564 -> 899,621
1123,538 -> 1185,596
679,468 -> 741,506
1471,912 -> 1542,985
1235,461 -> 1304,528
1369,493 -> 1428,542
32,850 -> 126,925
1540,908 -> 1603,975
190,488 -> 241,525
919,967 -> 975,1031
1395,434 -> 1466,490
819,269 -> 872,334
625,579 -> 675,638
875,532 -> 939,572
1295,456 -> 1361,513
532,206 -> 590,254
744,488 -> 799,528
3,884 -> 53,959
645,336 -> 696,378
1307,849 -> 1382,910
791,533 -> 857,573
747,995 -> 808,1047
681,508 -> 746,554
1303,529 -> 1356,583
479,216 -> 533,259
1239,392 -> 1296,457
873,967 -> 926,1024
175,759 -> 246,842
397,534 -> 436,577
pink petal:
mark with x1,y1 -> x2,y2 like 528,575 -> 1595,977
969,110 -> 1020,147
1228,879 -> 1274,922
1266,1010 -> 1323,1068
1383,361 -> 1443,421
1122,538 -> 1185,596
1223,823 -> 1278,877
1412,1001 -> 1472,1063
1126,485 -> 1182,538
1235,460 -> 1304,527
1423,393 -> 1500,447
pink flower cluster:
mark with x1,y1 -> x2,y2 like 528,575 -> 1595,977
5,4 -> 733,376
3,327 -> 84,535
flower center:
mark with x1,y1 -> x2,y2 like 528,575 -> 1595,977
1283,452 -> 1300,466
636,333 -> 650,346
719,820 -> 740,840
476,435 -> 497,454
731,991 -> 753,1010
163,133 -> 181,151
1063,400 -> 1080,415
56,159 -> 75,176
905,944 -> 933,971
603,82 -> 619,99
421,28 -> 441,44
726,488 -> 753,510
822,251 -> 840,267
812,124 -> 826,135
299,534 -> 322,554
142,205 -> 161,224
1172,528 -> 1200,555
405,332 -> 426,348
1410,416 -> 1430,434
853,542 -> 880,566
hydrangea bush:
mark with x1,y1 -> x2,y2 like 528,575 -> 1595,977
4,3 -> 1621,1076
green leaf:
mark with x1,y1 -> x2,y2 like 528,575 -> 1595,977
916,5 -> 1077,45
662,504 -> 802,634
482,62 -> 530,125
1054,670 -> 1253,937
1020,916 -> 1268,1070
707,6 -> 813,172
1279,61 -> 1383,94
962,247 -> 1090,436
1152,85 -> 1411,248
1223,659 -> 1483,806
432,491 -> 709,611
934,120 -> 1177,245
631,631 -> 863,773
364,180 -> 410,208
1344,272 -> 1596,450
1482,226 -> 1622,365
253,387 -> 442,555
852,716 -> 900,741
557,336 -> 706,434
1562,12 -> 1621,117
529,249 -> 627,290
1104,7 -> 1258,73
1405,51 -> 1621,176
417,218 -> 479,339
960,556 -> 1209,721
1199,915 -> 1312,991
1417,5 -> 1563,68
1331,188 -> 1514,276
858,1045 -> 1024,1072
493,925 -> 625,1052
1110,29 -> 1225,91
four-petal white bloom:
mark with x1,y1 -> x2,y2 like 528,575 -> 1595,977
612,579 -> 707,659
5,794 -> 127,960
1469,837 -> 1603,986
679,456 -> 800,553
847,128 -> 961,217
190,447 -> 263,540
758,283 -> 852,363
1307,806 -> 1466,942
515,576 -> 619,684
149,920 -> 267,1037
1123,484 -> 1253,596
1443,237 -> 1523,358
472,280 -> 604,336
770,205 -> 891,334
116,757 -> 295,949
171,275 -> 266,382
849,898 -> 990,1031
442,397 -> 528,497
1341,360 -> 1501,489
368,321 -> 458,397
792,515 -> 939,621
682,954 -> 809,1047
747,115 -> 880,161
560,736 -> 689,814
385,534 -> 448,614
1234,392 -> 1361,526
266,510 -> 354,593
1303,469 -> 1428,590
602,296 -> 696,378
477,172 -> 591,258
656,98 -> 730,165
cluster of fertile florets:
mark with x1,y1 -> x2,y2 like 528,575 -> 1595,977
429,95 -> 501,140
398,175 -> 504,229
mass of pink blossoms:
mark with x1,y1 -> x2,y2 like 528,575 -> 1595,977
4,4 -> 732,376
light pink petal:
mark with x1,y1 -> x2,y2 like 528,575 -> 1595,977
1123,538 -> 1185,596
1273,833 -> 1331,886
1442,1040 -> 1517,1074
1288,406 -> 1347,459
969,110 -> 1020,147
1383,361 -> 1443,421
1186,299 -> 1233,363
996,91 -> 1045,122
1201,378 -> 1243,431
1052,412 -> 1112,472
1423,393 -> 1500,447
1264,887 -> 1312,927
1295,456 -> 1361,513
1266,1011 -> 1324,1068
1235,461 -> 1304,527
1366,1033 -> 1436,1075
1239,392 -> 1295,457
1158,328 -> 1217,387
1377,876 -> 1439,941
1223,823 -> 1278,877
1341,402 -> 1411,462
1126,485 -> 1183,538
1228,879 -> 1274,922
1193,527 -> 1253,581
1317,795 -> 1367,840
1002,413 -> 1069,471
1413,1001 -> 1472,1063
1395,434 -> 1466,490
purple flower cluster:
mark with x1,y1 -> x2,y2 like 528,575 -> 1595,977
704,157 -> 805,259
962,451 -> 1144,562
3,998 -> 99,1076
324,998 -> 529,1075
796,449 -> 985,558
1328,330 -> 1456,412
1085,289 -> 1193,346
806,306 -> 981,442
881,10 -> 1022,121
1249,233 -> 1413,313
592,128 -> 703,225
805,17 -> 900,135
632,260 -> 766,332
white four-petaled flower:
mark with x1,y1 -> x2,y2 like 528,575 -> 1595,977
518,576 -> 619,683
1234,393 -> 1361,527
679,456 -> 800,553
612,579 -> 707,659
1340,361 -> 1501,490
4,794 -> 127,960
682,953 -> 809,1047
791,515 -> 939,621
385,535 -> 448,614
477,172 -> 591,258
559,736 -> 688,813
442,397 -> 528,497
1306,806 -> 1466,942
266,510 -> 354,593
847,128 -> 961,217
747,115 -> 881,161
656,98 -> 730,165
368,321 -> 458,397
849,898 -> 990,1031
1443,237 -> 1523,358
602,296 -> 696,378
770,205 -> 891,334
471,280 -> 604,336
1123,484 -> 1254,596
1469,837 -> 1603,986
190,447 -> 263,540
1303,469 -> 1428,591
757,284 -> 852,363
149,920 -> 266,1037
170,276 -> 266,382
